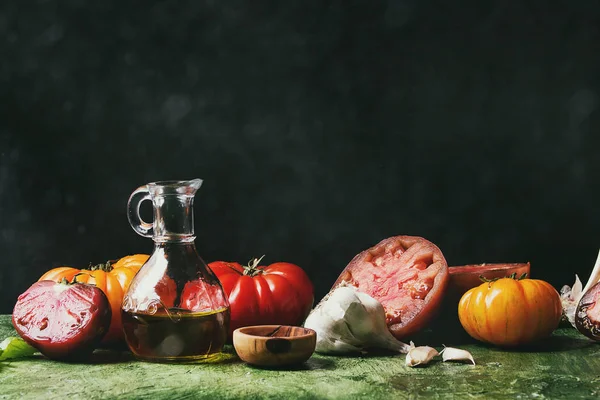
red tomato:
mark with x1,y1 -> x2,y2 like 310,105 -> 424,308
12,280 -> 111,360
180,280 -> 229,312
154,275 -> 178,309
208,257 -> 314,337
333,235 -> 449,340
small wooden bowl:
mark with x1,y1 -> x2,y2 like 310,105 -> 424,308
233,325 -> 316,367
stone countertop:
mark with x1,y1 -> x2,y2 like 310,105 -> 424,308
0,315 -> 598,399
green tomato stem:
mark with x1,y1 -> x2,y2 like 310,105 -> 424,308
243,255 -> 266,277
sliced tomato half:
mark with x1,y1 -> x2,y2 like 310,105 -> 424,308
448,263 -> 531,297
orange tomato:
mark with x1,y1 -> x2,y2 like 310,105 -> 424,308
38,254 -> 149,344
458,276 -> 562,347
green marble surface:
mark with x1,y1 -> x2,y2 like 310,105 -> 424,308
1,315 -> 599,399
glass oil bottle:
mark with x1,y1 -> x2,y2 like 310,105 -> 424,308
121,179 -> 230,362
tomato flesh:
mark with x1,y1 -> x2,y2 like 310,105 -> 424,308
12,280 -> 111,360
333,236 -> 449,339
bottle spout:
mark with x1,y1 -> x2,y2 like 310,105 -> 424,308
187,178 -> 203,191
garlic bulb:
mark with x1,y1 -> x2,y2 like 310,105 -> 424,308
405,342 -> 439,367
561,249 -> 600,328
303,285 -> 411,354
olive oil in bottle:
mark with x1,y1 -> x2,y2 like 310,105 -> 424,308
122,179 -> 231,362
122,307 -> 230,362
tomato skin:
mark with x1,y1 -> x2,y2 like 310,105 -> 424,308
38,254 -> 148,343
12,280 -> 111,360
208,260 -> 314,337
112,254 -> 149,271
458,277 -> 562,346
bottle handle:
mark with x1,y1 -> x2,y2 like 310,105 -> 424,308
127,185 -> 154,238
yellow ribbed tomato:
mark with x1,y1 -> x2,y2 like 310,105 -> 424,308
38,254 -> 149,344
458,276 -> 562,346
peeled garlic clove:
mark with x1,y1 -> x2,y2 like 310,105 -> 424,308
405,344 -> 439,367
440,346 -> 475,365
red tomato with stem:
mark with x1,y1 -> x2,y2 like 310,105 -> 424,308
208,256 -> 314,337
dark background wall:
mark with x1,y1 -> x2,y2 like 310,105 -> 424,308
1,1 -> 599,313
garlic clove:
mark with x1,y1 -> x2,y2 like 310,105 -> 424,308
440,345 -> 475,365
405,344 -> 439,367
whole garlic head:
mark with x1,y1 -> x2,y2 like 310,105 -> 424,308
304,284 -> 411,354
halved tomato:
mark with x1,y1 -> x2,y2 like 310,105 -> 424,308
12,280 -> 111,360
332,235 -> 449,340
448,263 -> 531,298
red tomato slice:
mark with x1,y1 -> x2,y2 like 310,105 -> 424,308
448,263 -> 531,297
12,280 -> 111,360
332,235 -> 449,340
